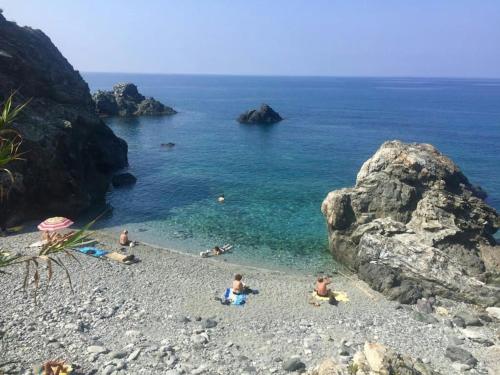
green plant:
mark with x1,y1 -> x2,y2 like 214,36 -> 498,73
347,363 -> 359,375
22,220 -> 97,301
0,92 -> 30,200
0,217 -> 99,304
0,250 -> 22,272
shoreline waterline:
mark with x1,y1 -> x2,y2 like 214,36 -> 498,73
87,221 -> 340,276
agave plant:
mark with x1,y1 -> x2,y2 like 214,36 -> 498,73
0,250 -> 23,273
21,219 -> 97,301
0,217 -> 100,306
0,92 -> 30,200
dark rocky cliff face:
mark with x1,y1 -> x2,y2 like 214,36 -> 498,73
322,141 -> 499,306
0,13 -> 128,225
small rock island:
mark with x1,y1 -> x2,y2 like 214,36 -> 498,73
93,83 -> 177,117
237,103 -> 283,124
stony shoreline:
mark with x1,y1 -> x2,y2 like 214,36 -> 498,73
0,227 -> 498,374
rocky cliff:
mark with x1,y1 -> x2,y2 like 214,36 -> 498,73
0,13 -> 128,225
93,83 -> 176,117
321,141 -> 499,306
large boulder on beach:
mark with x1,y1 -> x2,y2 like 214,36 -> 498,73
321,140 -> 500,306
237,104 -> 283,124
0,12 -> 128,226
308,341 -> 440,374
93,83 -> 176,117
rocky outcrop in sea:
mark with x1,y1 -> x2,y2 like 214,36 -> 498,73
93,83 -> 176,117
321,140 -> 499,306
238,104 -> 283,124
0,12 -> 128,225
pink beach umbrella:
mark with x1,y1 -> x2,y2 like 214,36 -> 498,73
37,217 -> 74,232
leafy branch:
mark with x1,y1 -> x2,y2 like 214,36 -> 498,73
0,92 -> 30,200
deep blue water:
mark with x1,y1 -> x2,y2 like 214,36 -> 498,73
83,74 -> 500,272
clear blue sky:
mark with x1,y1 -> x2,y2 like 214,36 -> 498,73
3,0 -> 500,77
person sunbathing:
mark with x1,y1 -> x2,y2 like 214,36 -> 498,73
315,276 -> 332,297
43,231 -> 65,245
232,274 -> 244,295
119,230 -> 130,246
42,231 -> 51,242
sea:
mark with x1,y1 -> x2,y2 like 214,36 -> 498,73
83,74 -> 500,273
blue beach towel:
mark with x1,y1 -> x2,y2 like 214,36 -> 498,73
222,288 -> 247,305
77,247 -> 109,257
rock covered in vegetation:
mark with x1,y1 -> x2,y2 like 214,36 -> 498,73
321,140 -> 499,306
237,103 -> 283,124
93,83 -> 176,117
0,12 -> 128,225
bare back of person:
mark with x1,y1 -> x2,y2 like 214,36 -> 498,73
315,277 -> 331,297
232,279 -> 243,294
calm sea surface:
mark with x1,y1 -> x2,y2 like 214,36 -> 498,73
83,74 -> 500,273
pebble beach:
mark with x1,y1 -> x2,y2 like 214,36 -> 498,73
1,227 -> 498,375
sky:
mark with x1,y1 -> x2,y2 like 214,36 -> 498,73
2,0 -> 500,78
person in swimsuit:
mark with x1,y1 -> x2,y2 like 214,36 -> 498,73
119,230 -> 130,246
232,274 -> 244,295
315,276 -> 332,297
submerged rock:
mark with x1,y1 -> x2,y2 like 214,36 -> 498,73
0,12 -> 128,226
321,140 -> 499,306
237,104 -> 283,124
111,173 -> 137,188
93,83 -> 176,117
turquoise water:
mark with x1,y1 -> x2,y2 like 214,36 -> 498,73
84,74 -> 500,272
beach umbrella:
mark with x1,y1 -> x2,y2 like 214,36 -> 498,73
37,217 -> 74,231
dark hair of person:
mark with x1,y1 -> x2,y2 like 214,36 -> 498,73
235,274 -> 243,281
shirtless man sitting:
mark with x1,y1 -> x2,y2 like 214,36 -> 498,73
232,274 -> 244,295
315,276 -> 332,297
119,230 -> 130,246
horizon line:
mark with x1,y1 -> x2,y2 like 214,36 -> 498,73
81,71 -> 500,81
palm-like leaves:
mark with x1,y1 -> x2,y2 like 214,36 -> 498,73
0,251 -> 22,273
0,92 -> 30,199
22,219 -> 96,301
0,93 -> 30,127
0,218 -> 99,303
